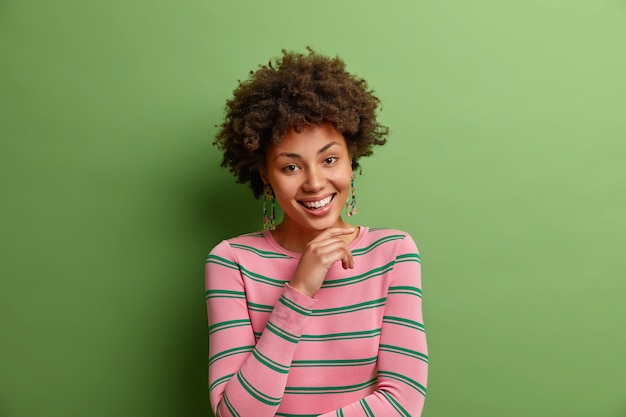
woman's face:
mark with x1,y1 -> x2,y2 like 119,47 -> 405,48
264,123 -> 353,234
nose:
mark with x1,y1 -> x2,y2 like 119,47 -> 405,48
302,166 -> 325,192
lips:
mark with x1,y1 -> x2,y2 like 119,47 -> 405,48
299,194 -> 335,210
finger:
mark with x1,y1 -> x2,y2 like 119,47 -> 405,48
311,227 -> 355,242
328,241 -> 353,269
345,246 -> 354,269
306,237 -> 350,257
317,241 -> 353,270
304,240 -> 351,268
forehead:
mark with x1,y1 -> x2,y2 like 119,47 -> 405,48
268,123 -> 348,156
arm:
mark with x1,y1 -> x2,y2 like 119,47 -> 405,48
206,240 -> 317,417
319,234 -> 428,416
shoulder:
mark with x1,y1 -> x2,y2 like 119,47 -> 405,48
207,231 -> 292,262
352,227 -> 420,268
360,227 -> 419,253
209,230 -> 264,251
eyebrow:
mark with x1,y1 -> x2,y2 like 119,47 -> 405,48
274,141 -> 339,160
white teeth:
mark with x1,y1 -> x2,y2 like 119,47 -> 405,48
302,195 -> 333,209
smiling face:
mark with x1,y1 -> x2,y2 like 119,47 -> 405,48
263,123 -> 353,242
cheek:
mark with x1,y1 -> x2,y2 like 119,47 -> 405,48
331,173 -> 353,193
270,179 -> 297,202
338,165 -> 354,186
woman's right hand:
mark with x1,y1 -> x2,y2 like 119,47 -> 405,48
289,227 -> 355,298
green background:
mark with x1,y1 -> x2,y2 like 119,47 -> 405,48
1,0 -> 625,416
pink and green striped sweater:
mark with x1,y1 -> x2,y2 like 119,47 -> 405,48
206,227 -> 428,416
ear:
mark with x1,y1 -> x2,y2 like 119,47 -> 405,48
259,167 -> 269,184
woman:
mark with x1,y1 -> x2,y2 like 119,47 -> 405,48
207,49 -> 427,416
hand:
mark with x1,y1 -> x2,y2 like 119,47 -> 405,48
289,228 -> 355,298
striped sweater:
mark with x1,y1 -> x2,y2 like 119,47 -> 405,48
206,227 -> 427,416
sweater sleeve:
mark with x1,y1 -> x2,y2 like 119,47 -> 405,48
319,233 -> 428,417
206,240 -> 317,417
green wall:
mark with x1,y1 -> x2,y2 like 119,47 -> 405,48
1,1 -> 625,416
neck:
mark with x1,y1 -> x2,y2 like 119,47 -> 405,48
271,219 -> 357,253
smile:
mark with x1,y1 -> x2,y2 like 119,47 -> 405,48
299,194 -> 335,210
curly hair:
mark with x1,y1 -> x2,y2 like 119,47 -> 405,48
214,48 -> 389,198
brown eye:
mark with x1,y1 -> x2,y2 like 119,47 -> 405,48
324,157 -> 337,164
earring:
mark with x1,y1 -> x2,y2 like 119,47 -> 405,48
345,177 -> 357,217
263,183 -> 276,230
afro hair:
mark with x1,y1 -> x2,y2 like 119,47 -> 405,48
214,48 -> 389,198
